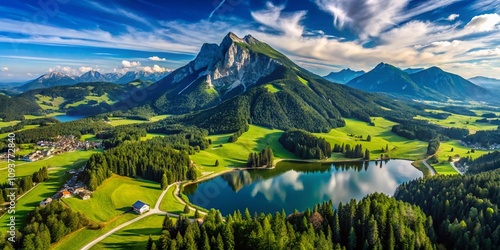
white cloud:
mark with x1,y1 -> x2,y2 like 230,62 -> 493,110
79,66 -> 93,73
148,56 -> 166,61
467,48 -> 500,57
251,2 -> 306,38
464,13 -> 500,32
447,14 -> 459,21
48,65 -> 79,75
314,0 -> 461,39
142,64 -> 170,73
122,60 -> 141,68
1,67 -> 8,71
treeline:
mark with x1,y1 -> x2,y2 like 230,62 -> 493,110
0,167 -> 49,205
246,147 -> 274,168
426,138 -> 440,155
148,193 -> 435,250
462,128 -> 500,148
457,151 -> 500,174
79,137 -> 194,191
395,169 -> 500,250
14,118 -> 111,144
441,106 -> 477,116
0,94 -> 41,122
96,126 -> 147,148
0,201 -> 90,249
391,120 -> 469,141
332,143 -> 370,160
279,129 -> 331,159
228,123 -> 249,143
0,117 -> 59,135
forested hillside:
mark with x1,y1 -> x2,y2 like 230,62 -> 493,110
150,193 -> 435,250
395,169 -> 500,249
279,129 -> 332,159
80,136 -> 201,190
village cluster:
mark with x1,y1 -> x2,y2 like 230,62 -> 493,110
23,135 -> 102,162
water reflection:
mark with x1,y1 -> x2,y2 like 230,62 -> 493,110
184,160 -> 422,215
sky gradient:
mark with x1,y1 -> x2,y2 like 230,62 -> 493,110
0,0 -> 499,81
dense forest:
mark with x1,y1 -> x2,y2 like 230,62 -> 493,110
79,137 -> 195,190
246,147 -> 274,168
13,118 -> 111,144
0,95 -> 41,121
279,129 -> 332,159
332,143 -> 370,159
150,193 -> 434,250
462,128 -> 500,148
0,201 -> 90,250
391,120 -> 469,141
395,169 -> 500,249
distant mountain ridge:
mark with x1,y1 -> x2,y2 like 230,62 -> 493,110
323,68 -> 365,84
116,32 -> 422,133
347,62 -> 491,102
17,70 -> 170,92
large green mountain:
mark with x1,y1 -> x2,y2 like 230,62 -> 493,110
347,63 -> 491,102
117,33 -> 421,133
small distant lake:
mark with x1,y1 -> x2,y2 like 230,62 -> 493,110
54,115 -> 86,122
184,160 -> 423,215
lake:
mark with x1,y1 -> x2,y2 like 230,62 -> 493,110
184,160 -> 423,215
54,115 -> 86,122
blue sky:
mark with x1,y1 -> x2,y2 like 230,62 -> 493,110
0,0 -> 499,81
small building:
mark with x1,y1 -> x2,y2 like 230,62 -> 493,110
79,191 -> 91,200
132,200 -> 150,214
61,190 -> 71,198
40,198 -> 52,206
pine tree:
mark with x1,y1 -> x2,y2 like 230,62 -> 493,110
367,135 -> 372,142
184,204 -> 190,214
195,209 -> 201,219
215,159 -> 219,166
161,173 -> 168,190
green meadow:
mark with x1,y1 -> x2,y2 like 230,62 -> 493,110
64,174 -> 162,222
0,150 -> 100,229
415,109 -> 498,131
92,214 -> 167,250
189,125 -> 296,171
159,184 -> 195,216
315,118 -> 428,161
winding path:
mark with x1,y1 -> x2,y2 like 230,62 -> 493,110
422,156 -> 437,176
80,183 -> 180,250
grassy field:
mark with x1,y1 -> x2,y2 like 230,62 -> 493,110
53,213 -> 137,250
315,118 -> 428,160
160,184 -> 195,216
0,149 -> 100,178
264,84 -> 280,93
107,115 -> 171,126
430,140 -> 490,175
0,150 -> 100,229
65,175 -> 163,222
415,109 -> 498,132
0,120 -> 20,128
92,214 -> 168,250
190,125 -> 296,171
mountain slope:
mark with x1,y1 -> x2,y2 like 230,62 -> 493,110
347,63 -> 424,96
469,76 -> 500,95
19,72 -> 77,92
410,67 -> 490,100
123,33 -> 420,133
0,94 -> 41,120
323,68 -> 365,84
347,63 -> 491,102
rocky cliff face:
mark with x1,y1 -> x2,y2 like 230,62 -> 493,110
170,32 -> 280,95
